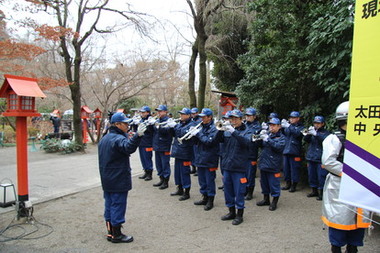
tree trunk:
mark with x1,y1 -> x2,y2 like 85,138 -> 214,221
197,34 -> 207,110
188,37 -> 198,108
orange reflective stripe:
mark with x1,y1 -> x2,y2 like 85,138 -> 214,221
164,151 -> 171,156
183,161 -> 191,166
240,177 -> 247,183
321,216 -> 358,230
251,161 -> 257,166
294,157 -> 301,162
209,167 -> 218,172
357,208 -> 371,228
274,173 -> 281,178
321,165 -> 325,169
145,147 -> 153,152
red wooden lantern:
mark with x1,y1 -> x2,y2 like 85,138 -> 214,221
81,106 -> 93,143
93,108 -> 102,119
81,105 -> 92,119
0,74 -> 46,218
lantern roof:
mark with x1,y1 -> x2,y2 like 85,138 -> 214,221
81,105 -> 93,113
94,108 -> 102,113
0,74 -> 46,98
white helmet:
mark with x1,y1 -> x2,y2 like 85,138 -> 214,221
336,101 -> 349,121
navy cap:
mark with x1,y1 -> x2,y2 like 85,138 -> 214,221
313,116 -> 325,123
222,111 -> 232,119
268,117 -> 281,125
245,107 -> 257,116
289,111 -> 300,118
111,112 -> 132,124
229,109 -> 243,118
140,106 -> 151,112
191,108 -> 199,113
199,108 -> 213,117
155,105 -> 168,111
269,112 -> 278,119
178,107 -> 191,115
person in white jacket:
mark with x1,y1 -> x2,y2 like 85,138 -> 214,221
321,101 -> 371,253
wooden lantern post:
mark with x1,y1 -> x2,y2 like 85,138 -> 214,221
80,106 -> 92,144
0,74 -> 46,218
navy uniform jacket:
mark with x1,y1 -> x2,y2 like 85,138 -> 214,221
152,116 -> 173,152
193,121 -> 220,168
98,126 -> 141,192
246,120 -> 261,160
258,131 -> 286,173
282,123 -> 304,156
304,127 -> 330,163
218,123 -> 251,173
139,116 -> 154,147
170,118 -> 195,161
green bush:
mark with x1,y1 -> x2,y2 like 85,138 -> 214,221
40,139 -> 84,154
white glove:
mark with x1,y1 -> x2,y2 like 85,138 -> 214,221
137,124 -> 147,136
261,122 -> 268,130
189,127 -> 201,137
281,119 -> 290,128
133,118 -> 140,125
147,117 -> 157,125
225,124 -> 235,133
166,120 -> 177,128
308,126 -> 317,136
260,133 -> 269,142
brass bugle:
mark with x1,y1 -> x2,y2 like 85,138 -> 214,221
178,122 -> 202,144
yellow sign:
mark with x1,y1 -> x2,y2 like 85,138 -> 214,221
347,0 -> 380,157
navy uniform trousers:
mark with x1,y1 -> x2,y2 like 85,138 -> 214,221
260,171 -> 281,197
329,227 -> 365,247
245,160 -> 257,188
104,191 -> 128,226
139,146 -> 153,171
197,167 -> 216,197
155,151 -> 171,178
283,155 -> 301,183
223,170 -> 247,209
307,161 -> 328,190
174,159 -> 191,189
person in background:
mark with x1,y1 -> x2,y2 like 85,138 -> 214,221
244,107 -> 261,200
50,113 -> 61,138
169,108 -> 195,201
137,106 -> 155,181
321,101 -> 371,253
256,117 -> 286,211
98,112 -> 147,243
152,105 -> 173,190
281,111 -> 304,192
190,107 -> 201,176
303,116 -> 329,200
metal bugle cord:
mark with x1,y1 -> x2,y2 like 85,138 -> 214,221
177,122 -> 202,144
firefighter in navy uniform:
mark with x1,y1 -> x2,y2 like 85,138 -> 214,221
321,101 -> 371,253
137,106 -> 155,181
152,105 -> 173,190
169,108 -> 195,201
281,111 -> 304,192
98,112 -> 147,243
218,109 -> 251,225
303,115 -> 330,200
190,107 -> 201,175
244,107 -> 261,200
256,117 -> 286,211
190,108 -> 220,211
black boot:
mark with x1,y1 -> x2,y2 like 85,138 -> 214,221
289,182 -> 298,192
269,196 -> 279,211
346,245 -> 358,253
316,189 -> 323,201
194,194 -> 208,205
256,194 -> 270,206
106,221 -> 112,242
111,225 -> 133,243
170,185 -> 183,196
159,177 -> 169,190
307,187 -> 318,197
218,185 -> 224,190
190,166 -> 196,174
232,209 -> 244,225
245,187 -> 254,200
281,181 -> 291,190
138,170 -> 147,179
331,245 -> 342,253
153,176 -> 164,187
221,207 -> 236,221
204,196 -> 214,211
144,170 -> 153,181
179,187 -> 190,201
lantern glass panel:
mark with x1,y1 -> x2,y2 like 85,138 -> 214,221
21,96 -> 33,110
9,94 -> 18,110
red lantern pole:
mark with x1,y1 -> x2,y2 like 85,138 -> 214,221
16,117 -> 29,202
